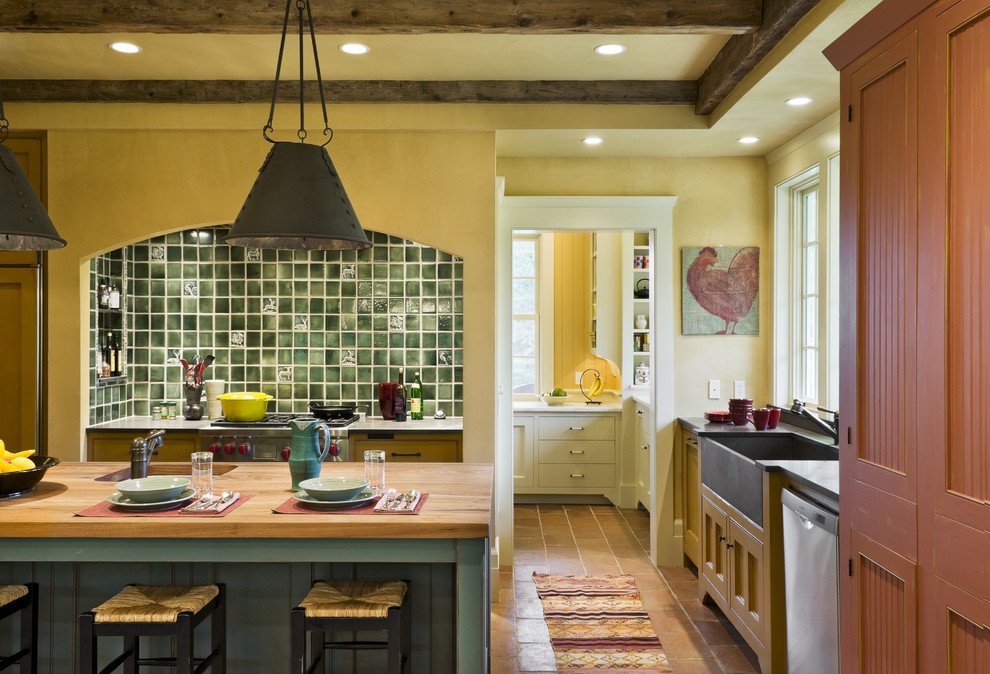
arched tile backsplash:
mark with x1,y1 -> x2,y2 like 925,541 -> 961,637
89,226 -> 463,424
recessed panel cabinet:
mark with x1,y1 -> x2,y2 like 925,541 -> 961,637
827,1 -> 990,670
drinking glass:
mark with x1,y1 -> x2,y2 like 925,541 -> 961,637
190,451 -> 213,497
364,450 -> 386,493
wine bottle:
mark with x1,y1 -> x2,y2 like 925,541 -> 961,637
394,367 -> 407,422
110,332 -> 122,377
409,371 -> 423,420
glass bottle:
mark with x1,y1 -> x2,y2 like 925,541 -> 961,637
409,371 -> 424,420
102,332 -> 121,377
98,279 -> 110,307
393,367 -> 407,422
108,282 -> 121,309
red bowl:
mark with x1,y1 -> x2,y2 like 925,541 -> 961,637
730,412 -> 751,426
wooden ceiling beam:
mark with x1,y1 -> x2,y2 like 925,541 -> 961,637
1,79 -> 699,105
695,0 -> 820,114
0,1 -> 761,35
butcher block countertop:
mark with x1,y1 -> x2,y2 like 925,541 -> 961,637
0,461 -> 492,540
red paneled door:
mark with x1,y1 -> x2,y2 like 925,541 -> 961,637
919,1 -> 990,671
840,26 -> 922,674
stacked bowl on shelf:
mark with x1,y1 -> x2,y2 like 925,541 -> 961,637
728,398 -> 753,426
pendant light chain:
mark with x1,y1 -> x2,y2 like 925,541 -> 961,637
262,0 -> 333,146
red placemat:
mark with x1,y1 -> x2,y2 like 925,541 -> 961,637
74,494 -> 253,517
272,493 -> 429,515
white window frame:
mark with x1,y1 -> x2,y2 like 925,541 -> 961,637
510,233 -> 554,396
772,154 -> 840,410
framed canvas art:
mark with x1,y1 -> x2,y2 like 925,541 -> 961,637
681,246 -> 760,335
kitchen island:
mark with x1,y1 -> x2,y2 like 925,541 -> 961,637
0,461 -> 491,673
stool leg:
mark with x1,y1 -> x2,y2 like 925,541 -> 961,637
211,585 -> 226,674
77,613 -> 96,674
386,608 -> 401,674
400,600 -> 411,674
176,613 -> 193,674
122,635 -> 138,674
290,608 -> 306,674
22,583 -> 38,674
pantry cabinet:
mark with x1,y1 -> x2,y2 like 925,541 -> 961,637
633,401 -> 652,512
826,1 -> 990,670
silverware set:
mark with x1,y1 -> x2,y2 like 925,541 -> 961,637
186,490 -> 235,511
379,489 -> 420,511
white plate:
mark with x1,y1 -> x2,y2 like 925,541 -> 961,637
293,488 -> 378,510
107,488 -> 196,511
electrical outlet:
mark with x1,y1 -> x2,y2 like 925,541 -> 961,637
708,380 -> 720,400
575,371 -> 583,385
733,380 -> 746,398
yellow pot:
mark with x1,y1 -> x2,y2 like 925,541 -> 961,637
216,392 -> 273,421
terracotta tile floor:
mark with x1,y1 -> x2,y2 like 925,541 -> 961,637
492,504 -> 761,674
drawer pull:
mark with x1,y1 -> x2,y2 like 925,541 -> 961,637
391,452 -> 422,458
641,445 -> 649,451
568,426 -> 585,431
569,450 -> 585,455
637,410 -> 643,416
569,473 -> 585,478
686,437 -> 698,446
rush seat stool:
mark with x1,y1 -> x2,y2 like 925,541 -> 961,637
0,583 -> 38,673
78,584 -> 225,674
291,580 -> 409,674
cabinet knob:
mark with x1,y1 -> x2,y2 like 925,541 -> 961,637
641,445 -> 649,451
718,535 -> 726,543
725,543 -> 734,550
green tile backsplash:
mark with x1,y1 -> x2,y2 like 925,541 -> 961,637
89,226 -> 464,425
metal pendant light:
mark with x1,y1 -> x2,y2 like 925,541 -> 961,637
0,82 -> 66,251
225,0 -> 370,251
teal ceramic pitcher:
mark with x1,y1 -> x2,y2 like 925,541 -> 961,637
288,417 -> 330,490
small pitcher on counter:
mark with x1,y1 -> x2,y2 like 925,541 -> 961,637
288,417 -> 331,490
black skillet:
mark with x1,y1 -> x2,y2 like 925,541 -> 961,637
308,401 -> 357,421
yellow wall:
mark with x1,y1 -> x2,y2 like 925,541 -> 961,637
551,232 -> 621,391
25,108 -> 495,461
499,156 -> 771,415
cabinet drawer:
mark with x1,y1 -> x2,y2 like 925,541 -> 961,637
538,463 -> 615,488
538,440 -> 615,464
349,434 -> 461,462
537,415 -> 615,441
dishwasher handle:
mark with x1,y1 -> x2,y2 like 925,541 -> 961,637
781,488 -> 838,536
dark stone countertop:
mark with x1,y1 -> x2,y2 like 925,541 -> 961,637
679,416 -> 839,502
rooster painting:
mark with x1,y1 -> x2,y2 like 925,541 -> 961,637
682,246 -> 760,335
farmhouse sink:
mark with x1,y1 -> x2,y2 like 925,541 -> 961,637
700,433 -> 837,527
95,463 -> 238,482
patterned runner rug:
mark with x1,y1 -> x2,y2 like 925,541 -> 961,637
532,573 -> 672,673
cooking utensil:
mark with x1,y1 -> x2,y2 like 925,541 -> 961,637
217,392 -> 273,422
308,401 -> 356,421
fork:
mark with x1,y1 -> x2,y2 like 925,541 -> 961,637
190,490 -> 232,511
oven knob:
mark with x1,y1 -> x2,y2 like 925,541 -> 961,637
238,443 -> 250,456
223,443 -> 235,455
328,443 -> 339,459
280,446 -> 291,461
208,443 -> 220,455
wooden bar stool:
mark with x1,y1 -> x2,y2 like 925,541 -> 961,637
0,583 -> 37,673
78,584 -> 225,674
290,580 -> 409,674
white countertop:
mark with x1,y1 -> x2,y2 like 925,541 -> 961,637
513,399 -> 623,413
88,415 -> 463,433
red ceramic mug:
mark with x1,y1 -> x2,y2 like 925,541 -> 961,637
752,408 -> 771,430
767,407 -> 781,429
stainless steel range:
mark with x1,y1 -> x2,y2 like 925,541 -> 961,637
198,413 -> 356,462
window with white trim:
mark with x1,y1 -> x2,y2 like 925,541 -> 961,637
511,236 -> 539,394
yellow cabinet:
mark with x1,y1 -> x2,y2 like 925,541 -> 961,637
681,430 -> 701,566
86,430 -> 200,462
348,431 -> 462,463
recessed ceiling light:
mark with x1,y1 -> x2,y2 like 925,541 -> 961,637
583,136 -> 604,145
108,41 -> 142,54
339,42 -> 371,55
594,44 -> 626,56
786,96 -> 813,106
737,136 -> 760,144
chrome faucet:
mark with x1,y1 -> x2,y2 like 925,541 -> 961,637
130,429 -> 166,479
790,399 -> 839,444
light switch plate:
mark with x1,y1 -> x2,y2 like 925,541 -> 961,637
733,380 -> 746,398
708,380 -> 720,400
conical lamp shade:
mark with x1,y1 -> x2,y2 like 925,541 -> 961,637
225,142 -> 371,250
0,144 -> 65,250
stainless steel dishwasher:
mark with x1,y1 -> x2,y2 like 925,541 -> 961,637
781,487 -> 839,674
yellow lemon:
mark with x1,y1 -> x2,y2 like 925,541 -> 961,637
10,456 -> 35,471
